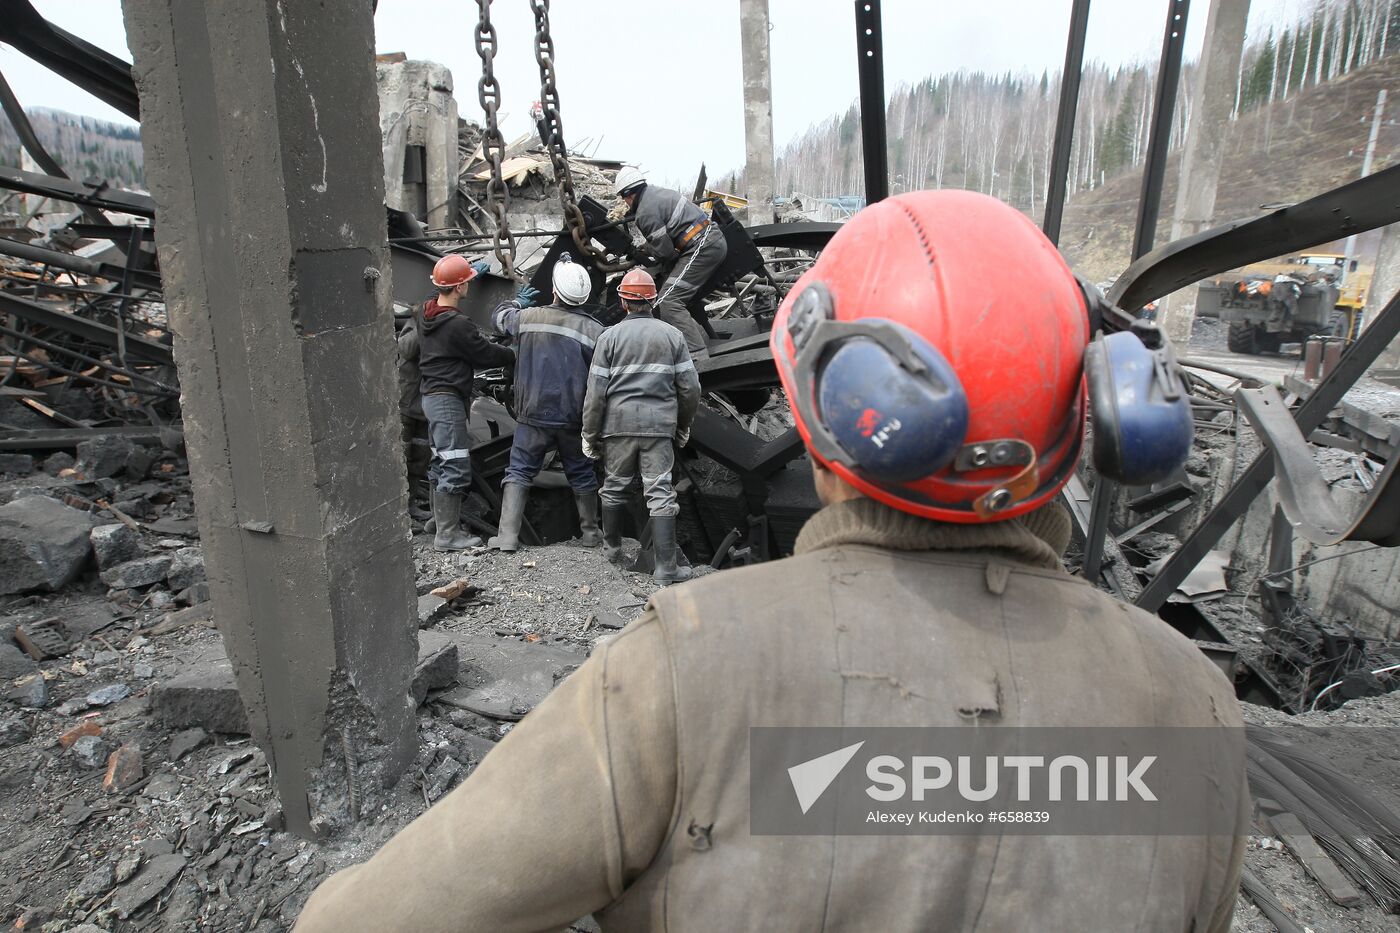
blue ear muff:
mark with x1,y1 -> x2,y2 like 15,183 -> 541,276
816,332 -> 970,483
1085,329 -> 1193,485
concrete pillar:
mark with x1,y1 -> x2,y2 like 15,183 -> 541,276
1367,222 -> 1400,372
122,0 -> 417,838
377,59 -> 460,230
1160,0 -> 1251,349
739,0 -> 777,224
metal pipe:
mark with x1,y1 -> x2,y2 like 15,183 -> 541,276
1132,0 -> 1190,260
1042,0 -> 1091,245
853,0 -> 888,204
0,69 -> 67,178
1081,477 -> 1117,584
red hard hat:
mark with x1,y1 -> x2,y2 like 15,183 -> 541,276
430,254 -> 477,288
771,190 -> 1088,524
618,267 -> 658,301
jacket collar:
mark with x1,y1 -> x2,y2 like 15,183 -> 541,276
793,497 -> 1070,573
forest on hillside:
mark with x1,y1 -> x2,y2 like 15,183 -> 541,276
771,0 -> 1399,216
0,108 -> 144,189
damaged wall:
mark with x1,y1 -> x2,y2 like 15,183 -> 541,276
376,58 -> 458,231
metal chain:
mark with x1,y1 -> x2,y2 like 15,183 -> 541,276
474,0 -> 519,280
529,0 -> 633,274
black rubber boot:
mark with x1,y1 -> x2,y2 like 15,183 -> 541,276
651,515 -> 693,584
575,492 -> 603,547
423,488 -> 437,535
601,505 -> 626,564
487,483 -> 528,552
433,491 -> 482,551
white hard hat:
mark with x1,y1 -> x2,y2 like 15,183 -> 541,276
614,165 -> 647,196
552,260 -> 592,306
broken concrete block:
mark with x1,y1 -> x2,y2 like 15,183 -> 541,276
150,645 -> 248,734
145,772 -> 181,800
0,453 -> 34,475
100,554 -> 174,589
125,446 -> 158,480
0,496 -> 94,594
417,593 -> 448,627
75,861 -> 116,899
86,683 -> 131,707
0,712 -> 31,748
111,853 -> 186,918
6,673 -> 48,708
412,632 -> 459,706
0,641 -> 37,680
165,547 -> 205,592
59,720 -> 102,748
75,436 -> 136,480
168,727 -> 208,761
177,581 -> 211,606
42,451 -> 75,475
71,734 -> 111,768
91,523 -> 142,570
424,754 -> 463,802
104,742 -> 144,791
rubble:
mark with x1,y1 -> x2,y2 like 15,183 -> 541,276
0,495 -> 93,593
70,734 -> 111,768
90,522 -> 142,570
75,436 -> 137,480
98,553 -> 173,589
102,742 -> 144,791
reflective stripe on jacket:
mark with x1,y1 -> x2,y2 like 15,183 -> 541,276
631,185 -> 709,264
582,312 -> 700,440
493,300 -> 606,429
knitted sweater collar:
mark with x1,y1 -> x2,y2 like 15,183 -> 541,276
793,497 -> 1070,573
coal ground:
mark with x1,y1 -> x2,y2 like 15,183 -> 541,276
2,452 -> 1399,931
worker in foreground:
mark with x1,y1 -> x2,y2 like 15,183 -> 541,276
486,258 -> 607,551
295,191 -> 1246,932
614,167 -> 726,361
418,255 -> 515,551
581,268 -> 700,584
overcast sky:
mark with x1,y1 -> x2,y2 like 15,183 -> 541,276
2,0 -> 1304,187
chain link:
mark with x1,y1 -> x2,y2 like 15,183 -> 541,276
529,0 -> 634,274
474,0 -> 518,280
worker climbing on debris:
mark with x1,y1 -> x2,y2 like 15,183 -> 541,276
614,166 -> 726,361
485,257 -> 607,552
580,267 -> 700,584
295,191 -> 1246,933
417,254 -> 515,551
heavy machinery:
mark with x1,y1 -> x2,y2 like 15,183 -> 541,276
1194,251 -> 1367,354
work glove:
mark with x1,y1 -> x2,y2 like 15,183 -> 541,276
471,259 -> 491,277
515,284 -> 542,308
581,436 -> 601,460
606,201 -> 628,224
676,426 -> 691,448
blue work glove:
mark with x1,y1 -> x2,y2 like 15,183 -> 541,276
471,259 -> 491,277
515,284 -> 542,308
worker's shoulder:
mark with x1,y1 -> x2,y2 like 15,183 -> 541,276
643,548 -> 843,625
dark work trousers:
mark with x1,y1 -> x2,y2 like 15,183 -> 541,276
505,424 -> 599,493
600,435 -> 678,517
654,226 -> 727,359
422,392 -> 472,495
403,416 -> 432,503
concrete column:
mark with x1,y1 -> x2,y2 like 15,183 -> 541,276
1160,0 -> 1251,349
377,60 -> 459,230
1367,222 -> 1400,372
122,0 -> 417,838
739,0 -> 777,224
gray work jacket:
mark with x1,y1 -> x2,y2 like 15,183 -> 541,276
581,312 -> 700,441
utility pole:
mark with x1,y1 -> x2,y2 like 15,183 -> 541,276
739,0 -> 777,223
122,0 -> 418,838
1159,0 -> 1251,349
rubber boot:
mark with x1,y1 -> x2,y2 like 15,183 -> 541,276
651,515 -> 693,584
487,483 -> 528,552
433,491 -> 482,551
601,505 -> 626,564
575,491 -> 603,547
423,488 -> 437,536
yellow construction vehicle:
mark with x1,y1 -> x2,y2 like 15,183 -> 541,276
1195,252 -> 1372,354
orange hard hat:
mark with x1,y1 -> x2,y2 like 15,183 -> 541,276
770,190 -> 1088,524
618,267 -> 657,301
430,254 -> 477,288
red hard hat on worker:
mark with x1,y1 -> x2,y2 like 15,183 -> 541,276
771,189 -> 1088,524
430,254 -> 477,288
618,267 -> 658,301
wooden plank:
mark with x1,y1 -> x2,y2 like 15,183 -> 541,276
1268,811 -> 1364,907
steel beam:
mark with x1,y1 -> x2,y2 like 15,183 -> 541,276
1136,286 -> 1400,612
0,2 -> 140,119
1132,0 -> 1190,260
746,222 -> 842,251
853,0 -> 888,204
0,236 -> 162,292
1042,0 -> 1091,245
0,291 -> 173,365
0,167 -> 155,218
